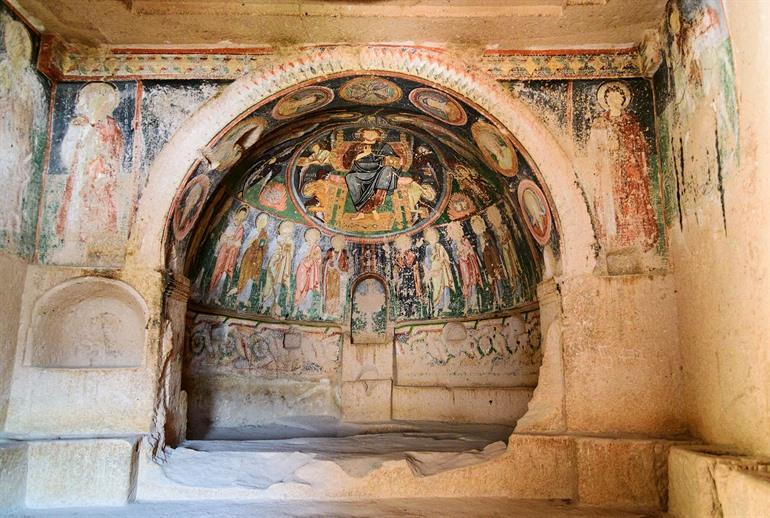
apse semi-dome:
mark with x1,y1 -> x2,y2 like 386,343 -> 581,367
173,74 -> 558,324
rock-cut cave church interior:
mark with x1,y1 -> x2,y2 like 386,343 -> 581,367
0,0 -> 768,516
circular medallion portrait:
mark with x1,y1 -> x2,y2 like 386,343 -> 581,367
287,123 -> 448,242
339,76 -> 402,106
471,120 -> 519,177
408,88 -> 467,126
517,179 -> 552,246
173,174 -> 211,240
272,86 -> 334,120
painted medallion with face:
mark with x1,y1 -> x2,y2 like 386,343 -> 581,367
339,76 -> 402,106
517,179 -> 552,246
471,120 -> 519,177
173,174 -> 211,240
408,88 -> 468,126
272,86 -> 334,120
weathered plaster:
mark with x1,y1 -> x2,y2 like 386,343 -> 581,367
660,0 -> 770,456
0,252 -> 26,428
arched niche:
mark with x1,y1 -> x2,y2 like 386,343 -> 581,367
350,275 -> 389,344
26,277 -> 147,368
126,46 -> 596,278
128,46 -> 598,448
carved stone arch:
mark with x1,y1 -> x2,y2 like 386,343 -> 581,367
125,46 -> 596,278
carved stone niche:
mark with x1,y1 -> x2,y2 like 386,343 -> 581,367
26,277 -> 147,368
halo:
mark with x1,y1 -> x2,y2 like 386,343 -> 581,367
331,234 -> 347,250
79,82 -> 121,114
304,228 -> 321,243
278,220 -> 296,235
597,81 -> 631,112
255,211 -> 269,229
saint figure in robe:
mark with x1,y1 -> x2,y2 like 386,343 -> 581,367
0,19 -> 45,246
322,235 -> 349,318
235,212 -> 269,305
208,206 -> 248,303
294,229 -> 323,314
261,221 -> 296,315
589,81 -> 658,251
55,82 -> 124,260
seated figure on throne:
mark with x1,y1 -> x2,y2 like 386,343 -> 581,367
344,128 -> 403,216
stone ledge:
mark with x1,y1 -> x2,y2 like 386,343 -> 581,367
392,386 -> 533,424
24,437 -> 140,509
136,432 -> 679,510
0,441 -> 28,511
668,445 -> 770,518
576,436 -> 669,509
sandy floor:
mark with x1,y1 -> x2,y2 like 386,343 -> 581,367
163,419 -> 515,483
7,498 -> 666,518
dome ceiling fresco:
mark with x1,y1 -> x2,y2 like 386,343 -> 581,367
172,74 -> 558,324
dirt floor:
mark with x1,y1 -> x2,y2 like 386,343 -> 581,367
7,498 -> 666,517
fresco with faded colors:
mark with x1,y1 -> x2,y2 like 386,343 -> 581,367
503,78 -> 666,264
34,79 -> 228,266
186,314 -> 341,378
653,0 -> 738,233
140,80 -> 228,176
182,74 -> 553,326
0,6 -> 49,259
573,79 -> 663,255
39,81 -> 137,266
395,310 -> 541,387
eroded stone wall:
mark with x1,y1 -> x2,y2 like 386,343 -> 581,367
183,308 -> 541,431
653,0 -> 770,456
0,3 -> 48,430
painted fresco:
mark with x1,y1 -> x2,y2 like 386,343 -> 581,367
395,310 -> 541,387
186,314 -> 341,378
272,86 -> 334,119
408,88 -> 468,126
351,277 -> 388,343
189,195 -> 540,323
517,179 -> 552,246
654,0 -> 738,232
178,74 -> 554,328
502,80 -> 569,138
289,124 -> 448,239
40,81 -> 137,266
504,78 -> 668,266
572,78 -> 664,257
0,8 -> 49,258
141,80 -> 228,173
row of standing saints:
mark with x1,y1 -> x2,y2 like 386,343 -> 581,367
196,201 -> 538,321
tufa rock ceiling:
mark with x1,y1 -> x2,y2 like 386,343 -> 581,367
9,0 -> 666,49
